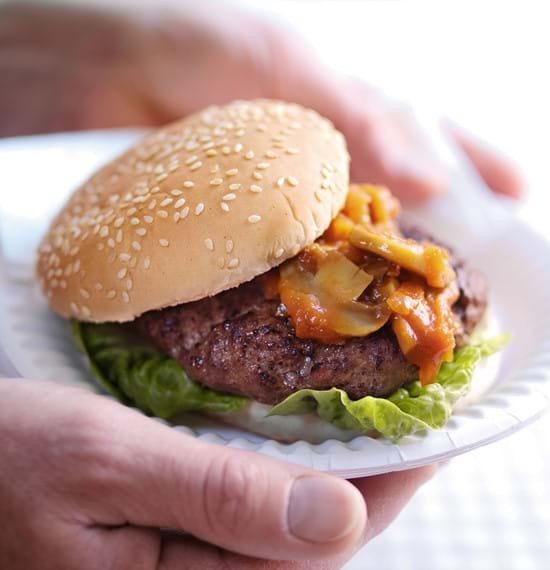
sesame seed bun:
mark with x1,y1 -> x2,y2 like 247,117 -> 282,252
37,100 -> 349,322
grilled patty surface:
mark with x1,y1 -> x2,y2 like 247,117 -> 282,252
137,228 -> 487,404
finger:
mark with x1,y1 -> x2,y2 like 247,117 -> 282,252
353,465 -> 437,541
71,395 -> 366,562
159,533 -> 344,570
266,49 -> 448,202
443,121 -> 525,199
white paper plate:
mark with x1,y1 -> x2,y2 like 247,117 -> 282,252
1,128 -> 550,478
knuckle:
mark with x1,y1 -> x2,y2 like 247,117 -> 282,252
202,452 -> 265,537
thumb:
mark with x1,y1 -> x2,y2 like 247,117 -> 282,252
81,397 -> 366,562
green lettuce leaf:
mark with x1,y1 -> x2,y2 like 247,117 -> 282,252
73,321 -> 247,418
268,334 -> 510,441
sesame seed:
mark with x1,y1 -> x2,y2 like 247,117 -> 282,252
277,177 -> 285,187
156,173 -> 168,182
81,306 -> 92,318
222,146 -> 231,155
180,206 -> 190,219
225,239 -> 234,253
73,260 -> 81,272
210,164 -> 220,173
122,292 -> 130,304
183,181 -> 194,188
321,167 -> 331,178
174,213 -> 180,222
205,238 -> 214,251
226,168 -> 239,176
132,241 -> 141,251
174,198 -> 186,208
265,150 -> 277,159
171,189 -> 183,196
159,238 -> 170,247
151,186 -> 161,194
275,248 -> 285,258
143,215 -> 154,224
96,243 -> 105,251
70,302 -> 79,314
136,228 -> 147,237
235,129 -> 245,137
248,214 -> 262,224
130,217 -> 140,226
203,141 -> 215,150
272,135 -> 285,142
244,150 -> 255,160
80,288 -> 90,299
315,190 -> 323,202
321,180 -> 331,189
228,258 -> 240,269
222,193 -> 236,201
94,283 -> 103,291
234,143 -> 243,152
206,149 -> 218,157
126,279 -> 133,291
115,231 -> 123,243
157,210 -> 168,218
286,147 -> 299,155
272,142 -> 286,149
220,202 -> 230,212
250,185 -> 263,193
217,257 -> 225,269
195,203 -> 205,215
117,268 -> 128,279
127,207 -> 137,216
114,217 -> 124,228
228,183 -> 241,191
256,124 -> 267,132
119,253 -> 131,261
106,290 -> 116,300
148,200 -> 157,210
287,176 -> 299,187
210,178 -> 223,186
99,226 -> 109,238
185,155 -> 198,165
160,198 -> 173,207
256,162 -> 270,170
322,161 -> 335,172
252,171 -> 263,180
143,257 -> 151,270
190,161 -> 202,171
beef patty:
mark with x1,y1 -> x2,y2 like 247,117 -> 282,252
136,227 -> 487,404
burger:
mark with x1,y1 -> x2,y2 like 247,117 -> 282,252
37,100 -> 505,442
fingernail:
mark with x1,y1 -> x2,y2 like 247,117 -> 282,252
288,476 -> 365,543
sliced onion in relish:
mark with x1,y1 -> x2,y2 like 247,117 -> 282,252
279,251 -> 394,342
349,225 -> 456,288
387,280 -> 459,384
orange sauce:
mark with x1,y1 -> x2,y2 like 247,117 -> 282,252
388,280 -> 459,384
269,184 -> 460,384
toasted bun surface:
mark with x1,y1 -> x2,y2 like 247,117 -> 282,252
37,100 -> 349,322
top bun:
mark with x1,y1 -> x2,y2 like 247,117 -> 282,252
37,100 -> 349,322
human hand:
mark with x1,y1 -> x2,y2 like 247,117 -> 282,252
0,2 -> 523,202
0,379 -> 435,569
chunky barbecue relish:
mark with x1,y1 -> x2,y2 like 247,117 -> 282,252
274,184 -> 459,385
